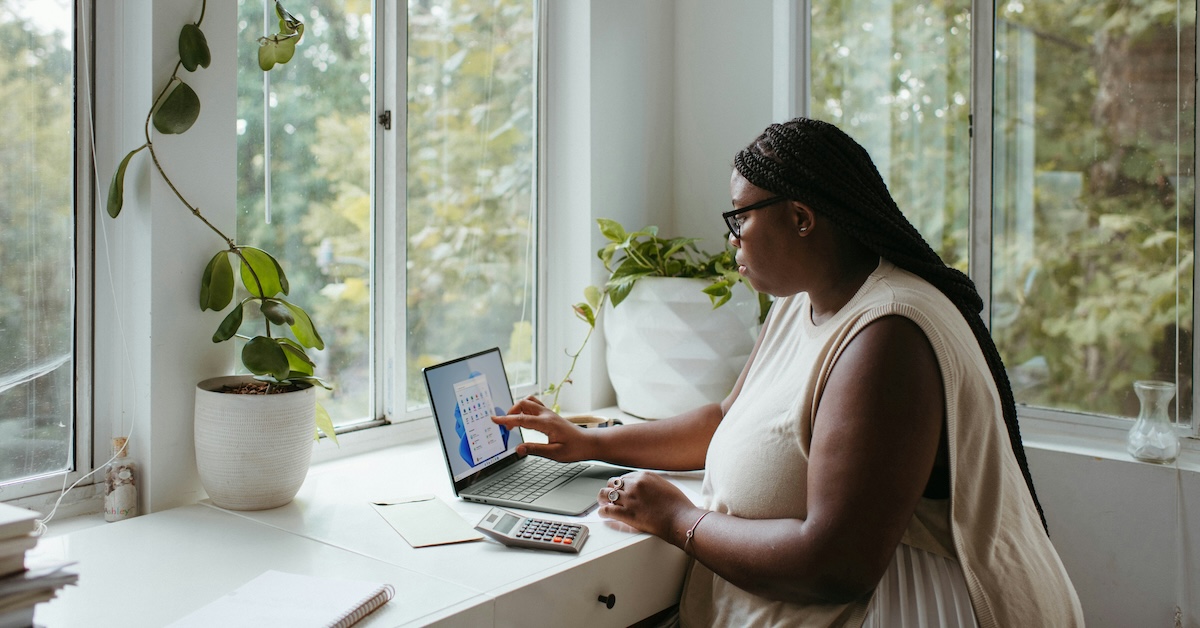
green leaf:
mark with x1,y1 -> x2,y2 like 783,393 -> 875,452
106,146 -> 143,219
242,336 -> 290,381
596,218 -> 626,243
260,299 -> 295,326
258,35 -> 299,71
212,303 -> 244,342
179,23 -> 211,72
238,247 -> 288,298
315,401 -> 339,445
280,344 -> 315,377
572,303 -> 595,327
584,285 -> 602,310
199,251 -> 234,311
152,81 -> 201,134
608,282 -> 634,308
282,301 -> 325,350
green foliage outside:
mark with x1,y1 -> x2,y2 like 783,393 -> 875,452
991,1 -> 1195,419
0,1 -> 74,483
405,0 -> 538,407
236,0 -> 375,425
811,0 -> 1195,421
235,0 -> 538,419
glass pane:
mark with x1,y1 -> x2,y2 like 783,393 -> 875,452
237,1 -> 374,427
809,0 -> 973,270
406,0 -> 538,409
0,0 -> 75,484
992,2 -> 1195,422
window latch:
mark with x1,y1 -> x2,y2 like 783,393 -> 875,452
378,110 -> 392,130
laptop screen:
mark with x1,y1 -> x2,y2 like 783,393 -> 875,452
422,348 -> 524,483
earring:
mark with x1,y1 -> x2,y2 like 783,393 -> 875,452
799,226 -> 808,233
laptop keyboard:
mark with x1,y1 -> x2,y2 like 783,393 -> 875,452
472,458 -> 589,503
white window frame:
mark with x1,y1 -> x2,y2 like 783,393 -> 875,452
313,0 -> 550,460
966,0 -> 1200,456
779,0 -> 1200,461
2,0 -> 99,509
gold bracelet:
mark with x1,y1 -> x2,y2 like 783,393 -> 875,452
683,510 -> 711,555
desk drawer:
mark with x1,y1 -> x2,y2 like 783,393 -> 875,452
493,539 -> 687,628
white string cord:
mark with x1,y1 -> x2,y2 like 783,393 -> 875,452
34,0 -> 138,536
1174,461 -> 1191,628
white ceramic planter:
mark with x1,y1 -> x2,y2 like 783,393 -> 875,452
194,375 -> 316,510
603,277 -> 759,419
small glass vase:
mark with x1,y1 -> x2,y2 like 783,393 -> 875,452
1126,380 -> 1180,464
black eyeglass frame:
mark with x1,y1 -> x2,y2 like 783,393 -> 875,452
723,196 -> 786,238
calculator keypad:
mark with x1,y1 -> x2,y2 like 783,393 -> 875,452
518,520 -> 583,546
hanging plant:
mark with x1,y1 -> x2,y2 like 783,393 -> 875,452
106,1 -> 337,442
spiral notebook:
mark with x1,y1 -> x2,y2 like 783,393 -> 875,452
168,570 -> 394,628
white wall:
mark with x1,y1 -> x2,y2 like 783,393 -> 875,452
672,0 -> 776,245
543,0 -> 774,413
94,0 -> 238,513
1028,446 -> 1199,627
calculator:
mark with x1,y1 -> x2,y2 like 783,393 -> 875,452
474,507 -> 589,553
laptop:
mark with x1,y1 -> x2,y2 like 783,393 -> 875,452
422,347 -> 628,516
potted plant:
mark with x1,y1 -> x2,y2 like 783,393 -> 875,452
106,0 -> 334,510
547,219 -> 770,418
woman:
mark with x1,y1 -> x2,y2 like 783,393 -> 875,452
493,117 -> 1083,627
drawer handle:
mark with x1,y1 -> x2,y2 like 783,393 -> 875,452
597,593 -> 616,609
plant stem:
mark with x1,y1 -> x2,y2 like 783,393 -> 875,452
548,292 -> 607,412
139,0 -> 271,336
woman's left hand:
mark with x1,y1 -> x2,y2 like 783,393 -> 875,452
598,471 -> 697,539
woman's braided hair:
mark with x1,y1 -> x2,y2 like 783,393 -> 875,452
734,117 -> 1047,532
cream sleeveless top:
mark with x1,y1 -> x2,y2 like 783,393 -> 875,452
677,259 -> 1083,627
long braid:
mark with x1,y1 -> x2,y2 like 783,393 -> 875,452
735,118 -> 1048,533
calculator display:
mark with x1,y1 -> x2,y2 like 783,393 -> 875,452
495,513 -> 520,534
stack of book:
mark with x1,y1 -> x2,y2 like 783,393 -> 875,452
0,503 -> 77,628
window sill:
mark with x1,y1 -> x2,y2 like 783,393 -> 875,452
1019,409 -> 1200,474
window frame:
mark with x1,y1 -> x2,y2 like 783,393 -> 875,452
382,0 -> 547,426
790,0 -> 1200,454
966,0 -> 1200,447
3,0 -> 99,507
313,0 -> 549,460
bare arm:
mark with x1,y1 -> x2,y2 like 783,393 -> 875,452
494,311 -> 768,471
493,397 -> 723,471
601,315 -> 946,605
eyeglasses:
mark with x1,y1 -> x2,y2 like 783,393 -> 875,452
722,196 -> 786,239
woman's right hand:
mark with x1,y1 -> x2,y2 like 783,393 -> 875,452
492,396 -> 599,462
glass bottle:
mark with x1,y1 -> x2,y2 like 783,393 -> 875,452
104,437 -> 139,522
1126,380 -> 1180,464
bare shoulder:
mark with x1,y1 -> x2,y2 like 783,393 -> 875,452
828,314 -> 942,403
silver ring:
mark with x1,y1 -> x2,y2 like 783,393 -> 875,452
607,489 -> 620,503
612,478 -> 624,490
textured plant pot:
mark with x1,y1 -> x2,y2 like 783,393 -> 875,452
194,375 -> 316,510
603,277 -> 759,419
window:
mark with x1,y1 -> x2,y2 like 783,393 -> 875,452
405,0 -> 539,410
810,0 -> 1196,430
810,0 -> 972,271
0,0 -> 79,488
237,1 -> 376,428
991,1 -> 1194,425
236,0 -> 539,427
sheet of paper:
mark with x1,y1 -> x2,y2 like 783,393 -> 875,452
371,495 -> 483,548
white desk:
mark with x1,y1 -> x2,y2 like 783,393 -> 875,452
31,431 -> 696,627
